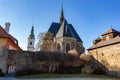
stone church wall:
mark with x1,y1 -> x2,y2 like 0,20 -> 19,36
77,42 -> 84,54
88,43 -> 120,77
55,37 -> 84,54
63,37 -> 76,52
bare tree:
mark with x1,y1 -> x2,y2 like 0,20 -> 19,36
40,32 -> 54,51
35,32 -> 45,51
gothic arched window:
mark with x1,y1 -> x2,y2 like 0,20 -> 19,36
57,43 -> 61,50
66,43 -> 70,53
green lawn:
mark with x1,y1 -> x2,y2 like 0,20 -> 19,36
17,73 -> 119,79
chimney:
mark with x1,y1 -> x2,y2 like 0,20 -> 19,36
5,22 -> 10,33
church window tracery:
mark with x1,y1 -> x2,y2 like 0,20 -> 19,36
66,43 -> 70,53
57,43 -> 61,50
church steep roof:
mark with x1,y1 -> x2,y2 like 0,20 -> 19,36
48,7 -> 83,43
56,19 -> 82,42
48,22 -> 60,37
68,24 -> 83,42
56,19 -> 68,37
48,19 -> 82,42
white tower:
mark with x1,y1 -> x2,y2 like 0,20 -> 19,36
27,25 -> 35,51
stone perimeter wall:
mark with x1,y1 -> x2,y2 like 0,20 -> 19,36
0,47 -> 8,74
88,43 -> 120,77
7,50 -> 60,74
0,46 -> 120,77
0,48 -> 75,75
0,48 -> 33,74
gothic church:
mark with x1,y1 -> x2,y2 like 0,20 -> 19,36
47,7 -> 84,54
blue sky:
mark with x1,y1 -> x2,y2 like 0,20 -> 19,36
0,0 -> 120,52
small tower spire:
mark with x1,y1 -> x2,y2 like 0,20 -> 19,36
60,5 -> 64,25
29,25 -> 35,39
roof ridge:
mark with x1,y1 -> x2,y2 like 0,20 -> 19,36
102,28 -> 120,36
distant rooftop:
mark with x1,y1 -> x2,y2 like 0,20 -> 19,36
88,28 -> 120,50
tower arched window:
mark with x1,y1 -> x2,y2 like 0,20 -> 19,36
30,42 -> 32,45
66,43 -> 70,53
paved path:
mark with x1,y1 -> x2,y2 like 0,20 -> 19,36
0,77 -> 118,80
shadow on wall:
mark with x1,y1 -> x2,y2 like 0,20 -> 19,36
79,54 -> 108,75
82,55 -> 120,77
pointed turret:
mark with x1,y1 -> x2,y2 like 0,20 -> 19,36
60,6 -> 64,25
29,25 -> 35,39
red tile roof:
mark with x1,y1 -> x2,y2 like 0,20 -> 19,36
0,25 -> 18,44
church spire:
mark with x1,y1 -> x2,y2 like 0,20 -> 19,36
29,25 -> 35,39
60,5 -> 64,25
27,25 -> 35,51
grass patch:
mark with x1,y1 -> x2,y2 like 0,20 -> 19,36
16,73 -> 119,79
